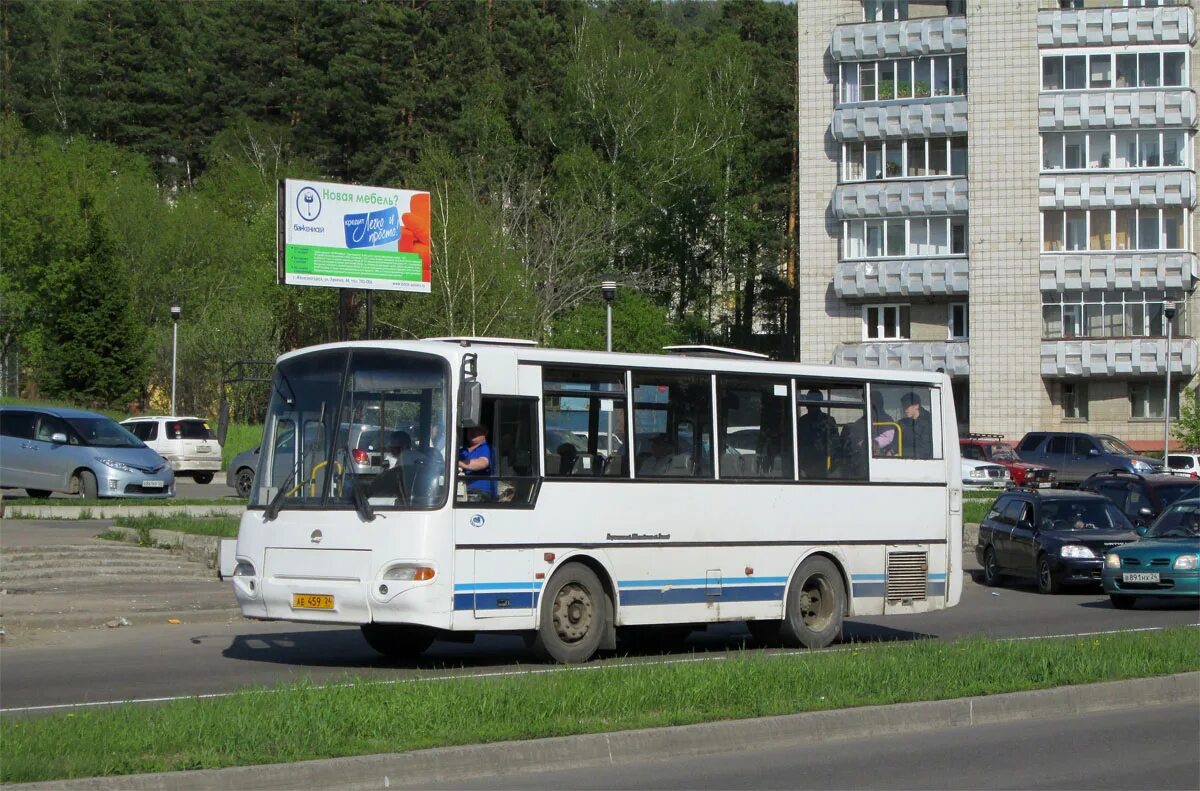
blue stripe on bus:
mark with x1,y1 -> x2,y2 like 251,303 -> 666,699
455,592 -> 540,611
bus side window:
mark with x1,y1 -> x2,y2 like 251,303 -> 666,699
542,367 -> 629,480
632,372 -> 713,479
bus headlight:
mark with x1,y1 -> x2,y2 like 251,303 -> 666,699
234,561 -> 256,577
383,564 -> 436,582
1105,553 -> 1121,569
1173,554 -> 1198,571
1059,545 -> 1095,559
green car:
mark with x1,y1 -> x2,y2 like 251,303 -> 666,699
1102,497 -> 1200,609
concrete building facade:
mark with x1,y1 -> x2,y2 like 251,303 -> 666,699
797,0 -> 1199,449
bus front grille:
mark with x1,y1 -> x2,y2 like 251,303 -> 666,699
886,551 -> 928,603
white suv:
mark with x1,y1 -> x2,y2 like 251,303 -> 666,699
1165,452 -> 1200,479
121,416 -> 223,484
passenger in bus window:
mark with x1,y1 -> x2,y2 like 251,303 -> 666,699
457,425 -> 496,499
898,391 -> 934,459
796,390 -> 839,479
869,390 -> 898,458
638,434 -> 677,476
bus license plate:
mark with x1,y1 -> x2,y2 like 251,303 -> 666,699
292,593 -> 335,610
1122,572 -> 1159,583
141,480 -> 164,489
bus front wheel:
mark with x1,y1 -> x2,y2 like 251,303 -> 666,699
781,556 -> 845,649
533,563 -> 608,664
360,623 -> 436,659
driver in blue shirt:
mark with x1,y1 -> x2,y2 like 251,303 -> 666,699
457,424 -> 496,500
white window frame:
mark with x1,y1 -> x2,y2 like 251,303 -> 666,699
840,55 -> 967,105
840,137 -> 967,182
863,303 -> 911,341
843,216 -> 968,260
1130,381 -> 1181,420
1041,291 -> 1189,339
1041,129 -> 1193,173
1041,207 -> 1191,252
1041,46 -> 1190,93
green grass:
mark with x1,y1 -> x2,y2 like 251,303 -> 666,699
112,514 -> 240,538
964,499 -> 992,523
221,422 -> 263,469
2,629 -> 1196,784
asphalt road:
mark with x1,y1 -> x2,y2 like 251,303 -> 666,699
437,703 -> 1200,790
1,476 -> 241,502
2,555 -> 1197,713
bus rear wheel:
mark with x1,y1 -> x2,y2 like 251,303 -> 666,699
360,623 -> 436,659
781,556 -> 845,649
533,563 -> 608,664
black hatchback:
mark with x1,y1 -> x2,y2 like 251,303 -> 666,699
976,489 -> 1138,594
1077,472 -> 1200,530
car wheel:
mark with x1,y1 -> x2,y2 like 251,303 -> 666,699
24,489 -> 52,499
982,547 -> 1002,587
1036,555 -> 1061,595
234,467 -> 254,499
193,472 -> 214,485
360,624 -> 436,659
781,556 -> 845,649
533,562 -> 609,664
1109,594 -> 1136,610
74,470 -> 98,499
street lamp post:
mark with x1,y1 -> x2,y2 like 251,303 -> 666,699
170,304 -> 181,416
600,280 -> 617,353
1163,300 -> 1177,459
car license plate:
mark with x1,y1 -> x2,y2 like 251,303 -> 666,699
141,480 -> 164,489
292,593 -> 334,610
1122,572 -> 1159,583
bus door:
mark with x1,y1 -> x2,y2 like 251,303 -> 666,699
459,397 -> 541,619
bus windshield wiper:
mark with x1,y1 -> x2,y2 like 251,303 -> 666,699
262,467 -> 298,523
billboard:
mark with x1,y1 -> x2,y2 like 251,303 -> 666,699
278,179 -> 431,293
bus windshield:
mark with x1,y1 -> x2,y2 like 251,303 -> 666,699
250,348 -> 449,510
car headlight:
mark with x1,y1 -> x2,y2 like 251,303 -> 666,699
969,469 -> 985,478
1105,553 -> 1122,568
1173,554 -> 1198,571
1130,460 -> 1153,472
1060,545 -> 1095,559
96,457 -> 136,473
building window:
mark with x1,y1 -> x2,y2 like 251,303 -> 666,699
1130,381 -> 1180,419
841,55 -> 966,104
845,216 -> 967,260
1041,130 -> 1192,172
1061,382 -> 1088,420
1041,292 -> 1188,339
864,0 -> 907,21
949,303 -> 968,340
1042,208 -> 1191,252
1125,1 -> 1185,7
864,304 -> 911,340
1042,49 -> 1189,92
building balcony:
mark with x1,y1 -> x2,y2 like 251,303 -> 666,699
832,340 -> 969,377
1038,90 -> 1196,132
1040,252 -> 1197,292
1040,338 -> 1197,378
831,15 -> 967,62
1038,171 -> 1195,211
1037,6 -> 1194,50
832,97 -> 968,142
833,178 -> 968,219
835,258 -> 969,299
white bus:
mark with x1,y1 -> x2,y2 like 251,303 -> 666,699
232,338 -> 963,663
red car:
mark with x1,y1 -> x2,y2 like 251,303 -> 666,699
960,435 -> 1056,488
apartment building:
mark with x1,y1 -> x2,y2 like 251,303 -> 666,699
797,0 -> 1199,447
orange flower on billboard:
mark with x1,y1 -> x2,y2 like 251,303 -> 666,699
399,193 -> 431,280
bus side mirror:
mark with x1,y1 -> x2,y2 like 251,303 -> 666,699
459,380 -> 481,428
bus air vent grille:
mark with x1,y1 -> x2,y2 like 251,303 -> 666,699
886,551 -> 928,603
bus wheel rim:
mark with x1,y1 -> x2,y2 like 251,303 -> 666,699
799,576 -> 834,630
552,583 -> 593,643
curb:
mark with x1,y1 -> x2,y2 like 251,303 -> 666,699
104,526 -> 224,570
12,672 -> 1199,790
0,606 -> 246,633
1,504 -> 245,520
